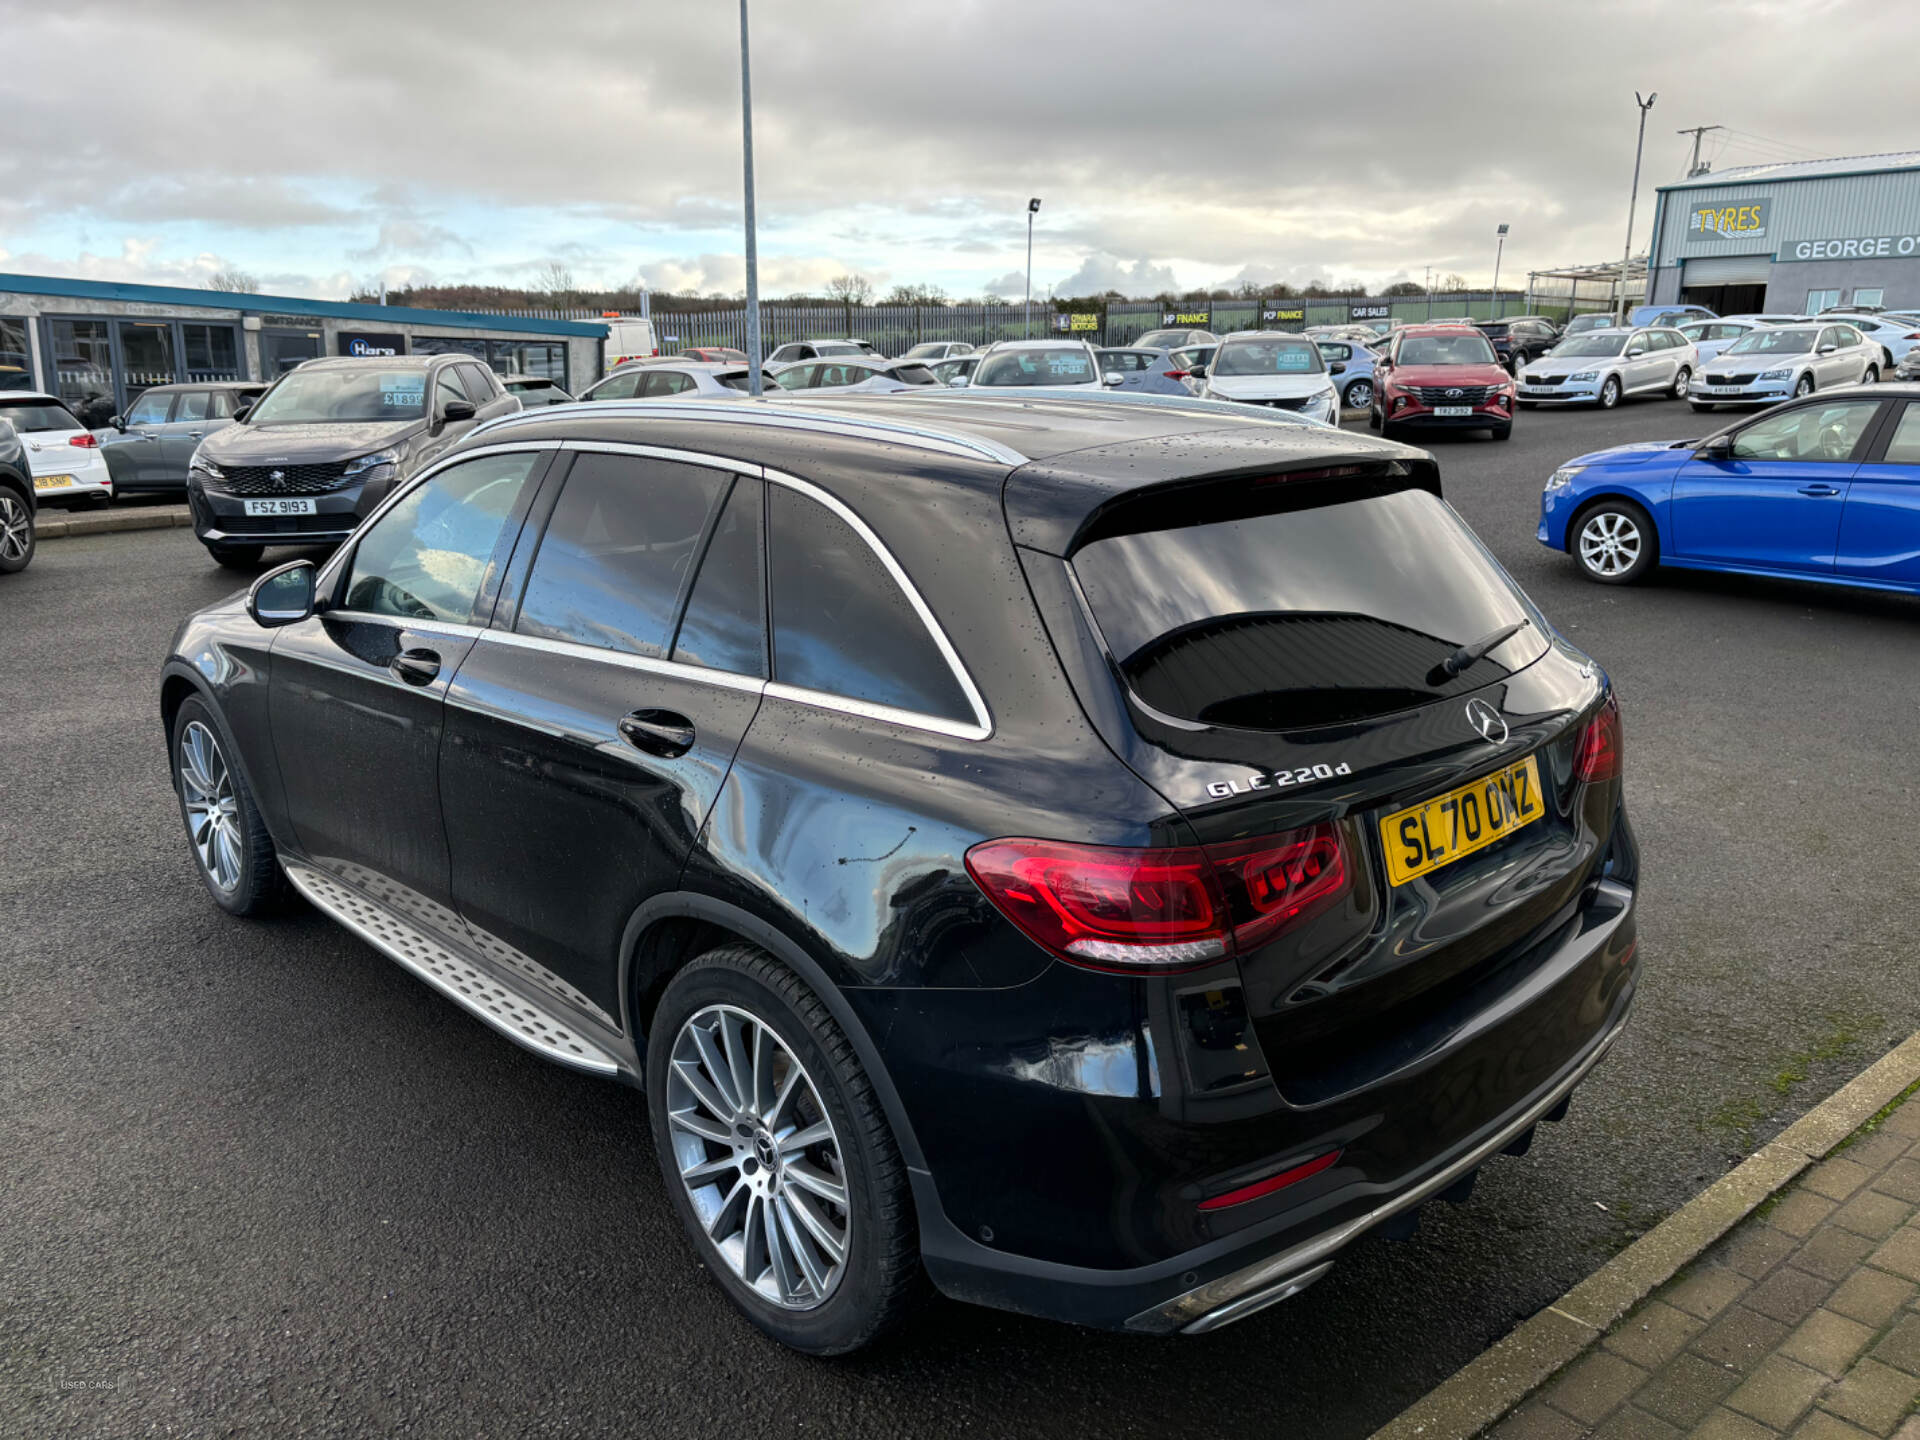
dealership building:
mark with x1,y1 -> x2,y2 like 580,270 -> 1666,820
0,273 -> 608,422
1646,151 -> 1920,317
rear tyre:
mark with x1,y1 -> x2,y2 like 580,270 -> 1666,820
1597,376 -> 1622,410
646,943 -> 919,1356
1671,366 -> 1692,399
169,696 -> 288,916
0,489 -> 33,574
1571,498 -> 1658,586
205,542 -> 263,569
1343,378 -> 1373,410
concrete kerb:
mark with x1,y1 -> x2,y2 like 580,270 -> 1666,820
34,506 -> 191,540
1370,1028 -> 1920,1440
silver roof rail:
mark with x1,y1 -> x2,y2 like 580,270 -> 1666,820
471,398 -> 1030,466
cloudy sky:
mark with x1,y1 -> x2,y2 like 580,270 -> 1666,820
1,0 -> 1911,302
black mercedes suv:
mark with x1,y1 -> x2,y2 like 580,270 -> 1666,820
159,392 -> 1638,1353
186,353 -> 519,568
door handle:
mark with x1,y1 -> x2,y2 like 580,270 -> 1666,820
185,430 -> 204,438
389,648 -> 442,685
1797,484 -> 1841,497
618,709 -> 696,758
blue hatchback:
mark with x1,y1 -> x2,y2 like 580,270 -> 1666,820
1539,383 -> 1920,591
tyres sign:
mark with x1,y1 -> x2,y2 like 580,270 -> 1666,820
1688,199 -> 1771,241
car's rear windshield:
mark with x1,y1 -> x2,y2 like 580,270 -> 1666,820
1396,333 -> 1498,365
974,348 -> 1096,385
1071,486 -> 1544,730
1213,338 -> 1324,375
1725,328 -> 1820,355
248,368 -> 429,423
0,398 -> 83,432
888,363 -> 940,385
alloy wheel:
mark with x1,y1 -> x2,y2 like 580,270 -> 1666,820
667,1004 -> 851,1310
1599,377 -> 1621,408
1345,378 -> 1373,409
178,720 -> 242,892
1795,375 -> 1815,398
1673,367 -> 1691,398
0,493 -> 29,564
1579,512 -> 1641,578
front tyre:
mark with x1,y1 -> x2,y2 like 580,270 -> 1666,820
1491,423 -> 1513,441
1863,365 -> 1879,385
1794,373 -> 1816,399
170,696 -> 288,915
647,944 -> 918,1355
1571,498 -> 1658,585
1597,375 -> 1622,409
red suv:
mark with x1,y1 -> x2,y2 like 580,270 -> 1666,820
1371,324 -> 1517,441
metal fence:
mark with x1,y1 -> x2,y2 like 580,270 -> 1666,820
462,277 -> 1649,366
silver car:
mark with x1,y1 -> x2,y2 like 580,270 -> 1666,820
901,341 -> 975,361
1691,322 -> 1881,410
770,356 -> 942,393
929,355 -> 981,386
579,360 -> 773,401
959,340 -> 1119,392
764,339 -> 876,365
1518,327 -> 1699,408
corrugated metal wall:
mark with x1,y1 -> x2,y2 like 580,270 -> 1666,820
1652,166 -> 1920,266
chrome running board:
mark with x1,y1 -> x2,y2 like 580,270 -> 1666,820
284,861 -> 624,1078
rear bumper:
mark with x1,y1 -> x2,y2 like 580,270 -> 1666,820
910,878 -> 1638,1332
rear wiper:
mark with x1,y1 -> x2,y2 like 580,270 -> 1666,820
1430,618 -> 1531,685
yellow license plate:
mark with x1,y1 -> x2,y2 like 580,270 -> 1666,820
1380,754 -> 1545,886
33,473 -> 74,490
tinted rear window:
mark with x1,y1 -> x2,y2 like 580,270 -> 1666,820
1072,487 -> 1544,730
0,398 -> 83,432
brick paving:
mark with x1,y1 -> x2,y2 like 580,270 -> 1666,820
1493,1095 -> 1920,1439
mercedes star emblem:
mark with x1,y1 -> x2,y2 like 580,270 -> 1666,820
1464,698 -> 1508,746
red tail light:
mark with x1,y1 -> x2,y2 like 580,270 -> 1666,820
964,823 -> 1348,973
1165,369 -> 1189,379
1197,1148 -> 1343,1212
1574,694 -> 1623,782
69,433 -> 99,448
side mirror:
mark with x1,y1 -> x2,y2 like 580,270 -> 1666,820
247,559 -> 316,628
1817,344 -> 1837,355
232,405 -> 252,423
948,375 -> 970,388
1103,371 -> 1125,387
441,399 -> 477,423
110,414 -> 128,433
1700,436 -> 1733,460
1625,346 -> 1645,358
1189,362 -> 1209,379
1328,361 -> 1347,375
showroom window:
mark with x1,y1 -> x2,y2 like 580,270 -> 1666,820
1806,290 -> 1842,313
47,318 -> 114,418
1853,289 -> 1885,310
409,335 -> 489,361
182,324 -> 241,381
0,317 -> 31,390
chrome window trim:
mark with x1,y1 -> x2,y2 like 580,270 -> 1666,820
479,627 -> 769,696
313,440 -> 565,595
761,464 -> 994,742
553,438 -> 758,475
471,398 -> 1029,466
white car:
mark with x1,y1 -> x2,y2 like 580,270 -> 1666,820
578,360 -> 774,401
770,356 -> 942,393
764,339 -> 875,365
900,341 -> 974,361
1691,322 -> 1881,410
1190,331 -> 1339,424
0,392 -> 114,507
1679,319 -> 1776,366
1818,313 -> 1920,369
1517,327 -> 1699,408
958,340 -> 1121,392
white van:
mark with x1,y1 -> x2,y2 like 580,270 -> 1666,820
602,316 -> 659,368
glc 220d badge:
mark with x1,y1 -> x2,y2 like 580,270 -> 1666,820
1207,762 -> 1353,799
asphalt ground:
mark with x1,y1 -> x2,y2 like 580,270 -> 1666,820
4,397 -> 1918,1438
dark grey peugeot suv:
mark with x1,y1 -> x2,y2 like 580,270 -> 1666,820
159,392 -> 1638,1354
185,354 -> 519,568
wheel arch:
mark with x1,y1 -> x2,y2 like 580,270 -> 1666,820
619,891 -> 930,1172
1565,489 -> 1663,556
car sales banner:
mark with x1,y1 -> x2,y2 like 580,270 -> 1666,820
1350,303 -> 1391,321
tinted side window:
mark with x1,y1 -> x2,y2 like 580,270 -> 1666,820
344,452 -> 540,622
457,363 -> 496,402
1880,405 -> 1920,465
126,391 -> 173,425
768,485 -> 971,722
208,391 -> 238,419
672,477 -> 767,678
641,370 -> 694,397
516,454 -> 727,658
436,371 -> 466,412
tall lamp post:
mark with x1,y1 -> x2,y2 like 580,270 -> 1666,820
1491,223 -> 1509,319
1024,197 -> 1042,338
739,0 -> 763,395
1616,91 -> 1656,325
